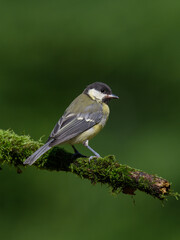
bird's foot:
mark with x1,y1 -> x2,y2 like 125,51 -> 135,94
88,154 -> 101,162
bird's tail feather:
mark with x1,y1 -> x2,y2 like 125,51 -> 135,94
23,141 -> 52,165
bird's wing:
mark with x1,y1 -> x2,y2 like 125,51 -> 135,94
49,105 -> 103,147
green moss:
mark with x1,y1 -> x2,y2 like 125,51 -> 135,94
0,129 -> 42,166
0,129 -> 179,202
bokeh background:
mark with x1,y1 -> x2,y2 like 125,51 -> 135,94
0,1 -> 180,239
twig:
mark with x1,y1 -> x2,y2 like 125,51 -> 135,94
0,129 -> 179,201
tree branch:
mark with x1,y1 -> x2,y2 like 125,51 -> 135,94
0,129 -> 179,201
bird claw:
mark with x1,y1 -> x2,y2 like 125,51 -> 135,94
88,155 -> 101,162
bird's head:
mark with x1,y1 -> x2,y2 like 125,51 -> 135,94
83,82 -> 119,103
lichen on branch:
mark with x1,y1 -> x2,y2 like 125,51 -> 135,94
0,129 -> 179,201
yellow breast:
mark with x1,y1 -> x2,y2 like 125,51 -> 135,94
100,102 -> 110,127
70,124 -> 101,144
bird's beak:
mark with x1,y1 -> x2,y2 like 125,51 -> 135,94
105,94 -> 119,99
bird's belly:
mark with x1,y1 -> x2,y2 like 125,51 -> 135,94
69,124 -> 103,144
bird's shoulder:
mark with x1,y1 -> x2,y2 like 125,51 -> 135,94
64,93 -> 102,115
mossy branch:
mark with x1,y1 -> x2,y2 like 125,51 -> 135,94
0,129 -> 179,201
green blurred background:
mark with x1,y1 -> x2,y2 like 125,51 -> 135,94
0,0 -> 180,239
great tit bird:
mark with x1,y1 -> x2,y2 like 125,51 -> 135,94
24,82 -> 118,165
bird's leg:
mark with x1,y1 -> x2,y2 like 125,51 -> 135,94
71,145 -> 87,159
72,145 -> 79,154
83,140 -> 101,161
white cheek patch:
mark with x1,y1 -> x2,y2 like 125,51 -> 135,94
88,89 -> 106,101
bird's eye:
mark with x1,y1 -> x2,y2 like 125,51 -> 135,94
101,89 -> 105,93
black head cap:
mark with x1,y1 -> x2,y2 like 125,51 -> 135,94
83,82 -> 112,95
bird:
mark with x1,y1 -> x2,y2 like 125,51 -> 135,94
23,82 -> 119,165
